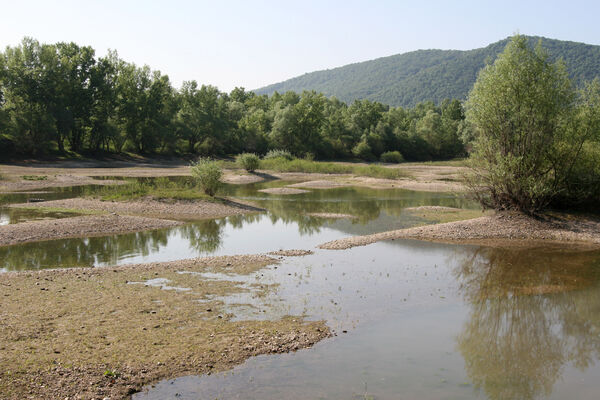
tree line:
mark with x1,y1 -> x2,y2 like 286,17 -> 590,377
0,37 -> 468,160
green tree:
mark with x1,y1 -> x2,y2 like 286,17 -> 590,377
465,35 -> 589,212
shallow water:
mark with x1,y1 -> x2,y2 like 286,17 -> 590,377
3,178 -> 600,399
0,180 -> 476,270
134,241 -> 600,400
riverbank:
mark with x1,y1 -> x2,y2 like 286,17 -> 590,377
319,212 -> 600,250
0,214 -> 184,246
0,254 -> 330,400
11,197 -> 264,221
0,159 -> 466,193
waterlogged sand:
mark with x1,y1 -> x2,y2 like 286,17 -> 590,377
268,249 -> 314,257
258,187 -> 310,195
0,174 -> 125,191
319,212 -> 600,250
0,214 -> 183,246
306,212 -> 356,219
0,255 -> 330,400
11,197 -> 264,221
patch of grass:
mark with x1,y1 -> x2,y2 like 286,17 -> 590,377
405,206 -> 488,224
404,159 -> 468,167
259,158 -> 409,179
88,177 -> 213,201
11,206 -> 102,215
21,175 -> 48,181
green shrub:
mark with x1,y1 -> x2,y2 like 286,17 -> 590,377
352,141 -> 375,161
264,149 -> 294,160
190,158 -> 223,197
380,151 -> 404,163
236,153 -> 260,172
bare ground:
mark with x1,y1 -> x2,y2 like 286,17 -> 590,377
0,255 -> 331,400
319,212 -> 600,250
10,197 -> 264,221
268,249 -> 314,257
0,214 -> 184,246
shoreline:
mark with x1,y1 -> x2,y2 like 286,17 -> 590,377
318,212 -> 600,250
0,254 -> 331,399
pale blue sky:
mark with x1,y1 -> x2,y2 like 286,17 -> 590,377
1,0 -> 598,91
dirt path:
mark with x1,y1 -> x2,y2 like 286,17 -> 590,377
319,212 -> 600,250
11,197 -> 264,221
0,254 -> 330,400
0,214 -> 184,246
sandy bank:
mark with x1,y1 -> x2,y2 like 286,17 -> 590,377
0,254 -> 330,399
0,214 -> 183,246
319,213 -> 600,250
11,197 -> 264,220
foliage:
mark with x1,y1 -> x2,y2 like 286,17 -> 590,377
90,176 -> 211,201
236,153 -> 260,172
21,175 -> 48,181
256,36 -> 600,108
190,158 -> 223,197
380,151 -> 404,163
466,35 -> 600,212
263,149 -> 294,160
0,37 -> 468,162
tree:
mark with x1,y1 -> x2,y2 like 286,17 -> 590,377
465,35 -> 584,212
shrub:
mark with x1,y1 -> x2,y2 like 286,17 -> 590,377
190,158 -> 223,197
264,149 -> 294,160
380,151 -> 404,163
352,141 -> 375,161
236,153 -> 260,172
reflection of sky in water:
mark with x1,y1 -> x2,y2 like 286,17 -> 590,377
135,242 -> 600,400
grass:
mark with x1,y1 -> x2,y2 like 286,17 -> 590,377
404,158 -> 468,167
258,158 -> 410,179
21,175 -> 48,181
405,206 -> 489,224
87,177 -> 213,201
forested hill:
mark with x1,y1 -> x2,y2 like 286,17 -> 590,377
255,36 -> 600,107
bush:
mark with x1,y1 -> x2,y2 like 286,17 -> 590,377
264,149 -> 294,160
352,141 -> 375,161
236,153 -> 260,172
380,151 -> 404,163
190,158 -> 223,197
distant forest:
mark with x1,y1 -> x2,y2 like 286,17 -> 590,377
256,36 -> 600,107
0,38 -> 467,161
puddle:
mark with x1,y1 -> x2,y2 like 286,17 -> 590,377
127,277 -> 192,292
134,241 -> 600,400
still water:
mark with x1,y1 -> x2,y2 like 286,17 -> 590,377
2,179 -> 600,399
0,180 -> 475,270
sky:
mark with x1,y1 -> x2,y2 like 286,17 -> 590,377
1,0 -> 599,92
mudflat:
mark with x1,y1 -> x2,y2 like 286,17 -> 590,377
319,212 -> 600,249
0,214 -> 183,246
0,255 -> 330,400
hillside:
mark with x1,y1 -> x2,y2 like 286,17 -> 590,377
255,36 -> 600,107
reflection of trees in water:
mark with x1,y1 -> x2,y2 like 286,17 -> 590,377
454,246 -> 600,400
179,220 -> 227,254
0,229 -> 171,270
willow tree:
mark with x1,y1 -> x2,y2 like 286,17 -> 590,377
465,35 -> 596,212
